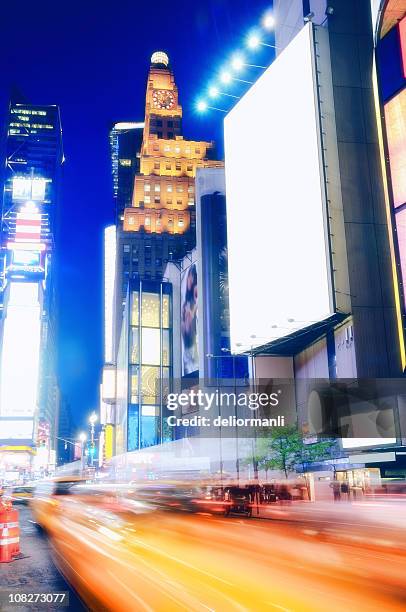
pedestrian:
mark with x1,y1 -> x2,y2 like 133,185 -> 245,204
330,480 -> 341,502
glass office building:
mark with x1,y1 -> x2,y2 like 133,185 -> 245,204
115,279 -> 172,454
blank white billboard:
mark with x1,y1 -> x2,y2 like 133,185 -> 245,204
0,282 -> 41,421
224,23 -> 333,353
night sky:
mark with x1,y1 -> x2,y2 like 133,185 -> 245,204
0,0 -> 273,430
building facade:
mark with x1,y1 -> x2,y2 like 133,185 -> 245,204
0,102 -> 63,481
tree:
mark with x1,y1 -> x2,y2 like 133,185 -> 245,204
249,426 -> 334,479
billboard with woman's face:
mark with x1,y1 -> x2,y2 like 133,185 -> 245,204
181,262 -> 198,375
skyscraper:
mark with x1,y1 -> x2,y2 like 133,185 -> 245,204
0,102 -> 63,479
120,51 -> 223,283
101,52 -> 223,455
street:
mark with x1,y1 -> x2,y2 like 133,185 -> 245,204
0,505 -> 85,612
16,494 -> 406,611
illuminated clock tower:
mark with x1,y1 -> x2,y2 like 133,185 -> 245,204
122,51 -> 223,280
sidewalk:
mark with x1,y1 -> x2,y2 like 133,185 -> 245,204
0,505 -> 85,611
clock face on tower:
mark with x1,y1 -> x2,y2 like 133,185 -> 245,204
152,89 -> 176,110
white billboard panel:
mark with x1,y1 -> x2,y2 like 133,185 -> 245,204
0,282 -> 41,421
224,23 -> 333,353
0,420 -> 34,440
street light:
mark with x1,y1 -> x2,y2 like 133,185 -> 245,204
220,71 -> 253,85
262,12 -> 275,30
197,100 -> 228,114
231,54 -> 267,70
208,86 -> 239,100
246,33 -> 278,50
78,432 -> 87,472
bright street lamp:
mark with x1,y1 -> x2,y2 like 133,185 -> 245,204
263,13 -> 275,30
220,71 -> 253,85
208,86 -> 239,100
246,34 -> 278,50
197,100 -> 208,112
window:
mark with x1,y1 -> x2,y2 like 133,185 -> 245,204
157,120 -> 163,127
167,120 -> 173,127
155,258 -> 162,267
168,132 -> 174,139
154,162 -> 160,170
167,199 -> 173,205
188,185 -> 194,193
128,216 -> 135,225
130,329 -> 139,364
153,144 -> 159,151
177,200 -> 182,206
178,218 -> 184,227
164,144 -> 170,152
157,131 -> 163,139
124,244 -> 130,253
154,197 -> 160,204
145,216 -> 151,227
162,296 -> 170,328
176,163 -> 181,171
175,146 -> 181,154
195,148 -> 201,154
156,218 -> 161,227
119,159 -> 131,167
185,147 -> 190,155
131,292 -> 139,325
187,165 -> 193,172
167,184 -> 173,192
144,183 -> 151,192
142,293 -> 160,327
176,185 -> 183,193
188,199 -> 194,206
166,163 -> 171,170
154,184 -> 160,192
144,195 -> 151,204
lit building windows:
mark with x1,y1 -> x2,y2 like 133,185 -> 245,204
141,293 -> 160,327
124,244 -> 130,253
119,159 -> 132,167
176,185 -> 183,193
164,144 -> 170,152
131,292 -> 139,325
188,185 -> 194,193
176,162 -> 181,171
128,216 -> 135,225
144,183 -> 151,192
175,146 -> 181,154
145,216 -> 151,227
144,195 -> 151,204
167,184 -> 173,192
154,184 -> 160,192
188,199 -> 194,206
178,218 -> 184,227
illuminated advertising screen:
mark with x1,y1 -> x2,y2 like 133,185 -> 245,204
0,420 -> 34,440
385,88 -> 406,208
12,250 -> 40,267
0,282 -> 41,421
181,262 -> 198,375
12,177 -> 46,202
224,23 -> 333,353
